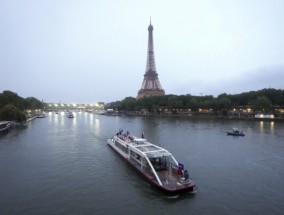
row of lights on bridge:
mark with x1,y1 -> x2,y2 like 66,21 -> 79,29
48,103 -> 104,108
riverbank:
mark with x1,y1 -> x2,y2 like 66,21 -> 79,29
0,121 -> 21,135
123,111 -> 284,122
0,116 -> 39,136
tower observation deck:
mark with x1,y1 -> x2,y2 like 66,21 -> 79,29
137,21 -> 165,99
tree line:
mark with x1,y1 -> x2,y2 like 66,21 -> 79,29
0,90 -> 43,122
105,88 -> 284,115
2,88 -> 283,122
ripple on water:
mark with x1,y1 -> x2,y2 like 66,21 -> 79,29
1,114 -> 284,215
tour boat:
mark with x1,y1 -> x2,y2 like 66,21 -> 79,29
107,130 -> 197,194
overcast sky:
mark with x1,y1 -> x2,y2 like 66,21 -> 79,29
1,0 -> 283,104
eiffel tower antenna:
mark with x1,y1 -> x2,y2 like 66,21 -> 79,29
137,20 -> 165,99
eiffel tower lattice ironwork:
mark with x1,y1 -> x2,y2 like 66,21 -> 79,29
137,21 -> 165,99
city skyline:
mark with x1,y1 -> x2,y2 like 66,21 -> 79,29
1,0 -> 284,103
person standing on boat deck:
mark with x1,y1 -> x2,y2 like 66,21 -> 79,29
184,170 -> 189,180
141,132 -> 145,138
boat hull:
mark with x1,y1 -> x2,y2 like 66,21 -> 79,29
227,132 -> 245,136
107,139 -> 196,195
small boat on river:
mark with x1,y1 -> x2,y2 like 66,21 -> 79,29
0,121 -> 18,134
36,113 -> 46,118
227,128 -> 245,136
0,121 -> 11,134
66,112 -> 74,118
107,130 -> 197,194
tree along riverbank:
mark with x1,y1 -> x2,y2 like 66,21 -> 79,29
0,90 -> 44,123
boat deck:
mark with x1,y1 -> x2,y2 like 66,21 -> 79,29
156,168 -> 194,189
157,168 -> 180,183
128,158 -> 193,190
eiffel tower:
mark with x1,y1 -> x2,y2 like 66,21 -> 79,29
137,20 -> 165,99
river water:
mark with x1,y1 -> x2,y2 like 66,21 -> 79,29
0,112 -> 283,215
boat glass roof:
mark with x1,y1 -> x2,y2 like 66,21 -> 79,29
134,144 -> 172,158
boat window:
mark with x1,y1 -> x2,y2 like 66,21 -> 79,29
133,139 -> 146,145
150,156 -> 170,171
114,140 -> 128,154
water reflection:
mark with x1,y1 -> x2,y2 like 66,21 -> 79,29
259,121 -> 264,133
94,118 -> 100,136
89,113 -> 94,125
71,112 -> 77,127
270,122 -> 274,131
258,121 -> 275,134
54,112 -> 58,125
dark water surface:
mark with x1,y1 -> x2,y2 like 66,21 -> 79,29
0,112 -> 283,215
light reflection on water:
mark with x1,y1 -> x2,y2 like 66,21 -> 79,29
94,118 -> 100,131
258,120 -> 276,135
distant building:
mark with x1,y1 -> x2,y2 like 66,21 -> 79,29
137,20 -> 165,99
255,114 -> 274,119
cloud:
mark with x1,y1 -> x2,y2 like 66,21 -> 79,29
170,65 -> 284,97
